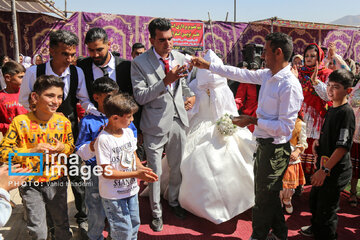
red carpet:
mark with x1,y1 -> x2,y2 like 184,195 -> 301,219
138,185 -> 360,240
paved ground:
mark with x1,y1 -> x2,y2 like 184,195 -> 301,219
0,184 -> 83,240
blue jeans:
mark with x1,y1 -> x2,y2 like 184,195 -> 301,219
102,194 -> 140,240
85,172 -> 106,240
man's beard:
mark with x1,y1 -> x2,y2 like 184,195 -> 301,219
93,52 -> 109,66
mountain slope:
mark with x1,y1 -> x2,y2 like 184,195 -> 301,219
330,15 -> 360,26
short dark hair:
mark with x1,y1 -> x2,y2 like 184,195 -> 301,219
103,93 -> 138,118
148,18 -> 171,39
132,42 -> 145,52
1,60 -> 25,76
328,69 -> 354,89
49,29 -> 79,48
0,55 -> 9,66
180,47 -> 196,56
85,27 -> 108,44
265,32 -> 293,62
92,76 -> 119,94
33,75 -> 65,95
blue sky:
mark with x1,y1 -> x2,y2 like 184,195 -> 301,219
53,0 -> 359,23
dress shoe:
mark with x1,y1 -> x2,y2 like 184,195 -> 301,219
150,217 -> 163,232
300,225 -> 314,237
171,205 -> 186,219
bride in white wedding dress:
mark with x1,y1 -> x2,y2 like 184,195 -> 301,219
178,50 -> 256,224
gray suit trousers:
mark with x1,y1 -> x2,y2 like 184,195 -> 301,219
143,117 -> 186,218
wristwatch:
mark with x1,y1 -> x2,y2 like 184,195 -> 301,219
321,166 -> 330,174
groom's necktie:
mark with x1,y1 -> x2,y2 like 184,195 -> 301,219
160,58 -> 176,92
160,58 -> 169,74
99,66 -> 109,77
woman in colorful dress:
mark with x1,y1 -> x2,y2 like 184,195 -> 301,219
298,43 -> 332,175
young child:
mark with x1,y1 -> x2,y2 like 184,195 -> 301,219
281,110 -> 307,214
75,76 -> 119,239
95,93 -> 158,240
0,75 -> 73,239
0,60 -> 28,135
300,69 -> 355,239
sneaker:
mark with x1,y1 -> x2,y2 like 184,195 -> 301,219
349,191 -> 358,207
300,225 -> 314,237
266,232 -> 281,240
283,200 -> 293,214
78,221 -> 89,239
150,217 -> 163,232
79,221 -> 88,231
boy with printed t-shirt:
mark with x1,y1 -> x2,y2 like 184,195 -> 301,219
0,60 -> 27,135
0,75 -> 73,239
76,76 -> 119,239
300,69 -> 355,240
95,93 -> 158,240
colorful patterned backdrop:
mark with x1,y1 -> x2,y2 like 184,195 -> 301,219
1,11 -> 360,65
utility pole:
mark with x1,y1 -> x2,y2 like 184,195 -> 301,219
234,0 -> 236,22
11,0 -> 19,62
65,0 -> 67,18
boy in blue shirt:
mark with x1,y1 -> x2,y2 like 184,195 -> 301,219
76,76 -> 136,239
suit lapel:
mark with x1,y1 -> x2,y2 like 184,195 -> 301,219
148,48 -> 175,97
148,48 -> 166,81
171,51 -> 181,97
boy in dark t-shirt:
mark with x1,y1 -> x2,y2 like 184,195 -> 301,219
300,69 -> 355,240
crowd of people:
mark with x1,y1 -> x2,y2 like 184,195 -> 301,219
0,16 -> 359,240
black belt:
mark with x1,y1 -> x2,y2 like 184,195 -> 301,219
256,138 -> 274,144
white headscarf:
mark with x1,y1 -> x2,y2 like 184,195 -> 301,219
22,56 -> 32,69
32,54 -> 42,65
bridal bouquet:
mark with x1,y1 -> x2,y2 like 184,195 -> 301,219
216,114 -> 237,136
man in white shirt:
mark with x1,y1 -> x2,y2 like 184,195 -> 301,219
19,30 -> 97,137
18,29 -> 91,234
192,32 -> 303,240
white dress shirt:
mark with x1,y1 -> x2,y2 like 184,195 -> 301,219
19,61 -> 97,113
153,48 -> 176,90
0,188 -> 11,228
0,71 -> 6,90
91,52 -> 117,81
210,63 -> 304,144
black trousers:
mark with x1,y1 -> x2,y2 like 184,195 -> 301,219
310,170 -> 351,240
67,157 -> 87,224
252,138 -> 290,240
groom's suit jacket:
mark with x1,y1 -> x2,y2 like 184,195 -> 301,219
131,48 -> 194,136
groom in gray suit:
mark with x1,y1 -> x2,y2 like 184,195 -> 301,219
131,18 -> 195,232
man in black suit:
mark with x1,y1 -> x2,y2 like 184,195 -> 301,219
77,28 -> 133,105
